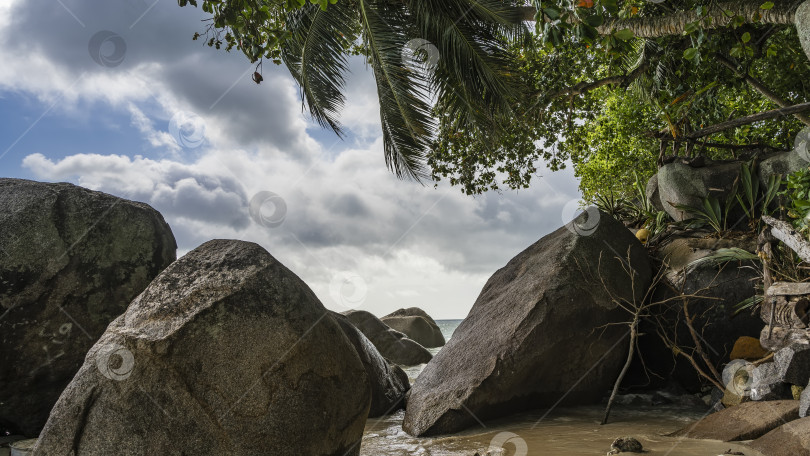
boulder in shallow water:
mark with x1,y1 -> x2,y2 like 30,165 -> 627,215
0,178 -> 176,436
608,437 -> 643,454
403,210 -> 652,436
750,416 -> 810,456
33,240 -> 370,456
343,310 -> 432,366
381,309 -> 445,348
670,399 -> 799,441
330,311 -> 410,417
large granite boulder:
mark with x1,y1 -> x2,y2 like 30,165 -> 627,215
750,416 -> 810,456
33,240 -> 370,456
382,308 -> 445,348
670,400 -> 799,441
0,178 -> 176,436
657,161 -> 741,222
342,310 -> 432,366
330,311 -> 410,417
798,0 -> 810,62
402,210 -> 653,436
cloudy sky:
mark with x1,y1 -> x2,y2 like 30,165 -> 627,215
0,0 -> 581,319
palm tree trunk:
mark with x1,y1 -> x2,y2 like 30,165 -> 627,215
521,0 -> 800,38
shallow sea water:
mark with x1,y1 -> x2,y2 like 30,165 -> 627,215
366,320 -> 761,456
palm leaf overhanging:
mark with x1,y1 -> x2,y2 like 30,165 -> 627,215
280,0 -> 528,181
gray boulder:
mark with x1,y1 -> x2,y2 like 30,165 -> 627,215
751,362 -> 792,401
656,161 -> 741,222
0,178 -> 176,436
775,343 -> 810,386
342,310 -> 432,366
645,174 -> 663,211
750,416 -> 810,456
330,311 -> 410,417
670,399 -> 799,441
381,309 -> 445,348
798,0 -> 810,62
33,240 -> 370,456
402,211 -> 652,436
758,150 -> 808,187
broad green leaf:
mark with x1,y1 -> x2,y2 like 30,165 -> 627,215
614,28 -> 634,41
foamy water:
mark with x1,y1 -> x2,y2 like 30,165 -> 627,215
366,320 -> 760,456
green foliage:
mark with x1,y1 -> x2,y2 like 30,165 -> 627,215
631,171 -> 671,236
733,159 -> 782,224
761,171 -> 783,217
572,90 -> 659,200
594,191 -> 634,220
687,247 -> 760,269
675,192 -> 738,233
733,294 -> 763,316
180,0 -> 308,62
431,12 -> 808,196
181,0 -> 528,181
781,167 -> 810,237
181,0 -> 810,196
735,160 -> 760,221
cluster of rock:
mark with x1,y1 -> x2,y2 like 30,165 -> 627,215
647,150 -> 800,223
341,310 -> 434,366
1,180 -> 428,454
669,280 -> 810,454
10,174 -> 810,454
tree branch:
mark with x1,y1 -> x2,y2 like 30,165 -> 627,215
546,62 -> 650,101
762,215 -> 810,263
686,102 -> 810,139
716,53 -> 810,127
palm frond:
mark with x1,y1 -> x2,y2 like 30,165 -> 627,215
281,1 -> 358,135
408,0 -> 527,132
359,0 -> 434,180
